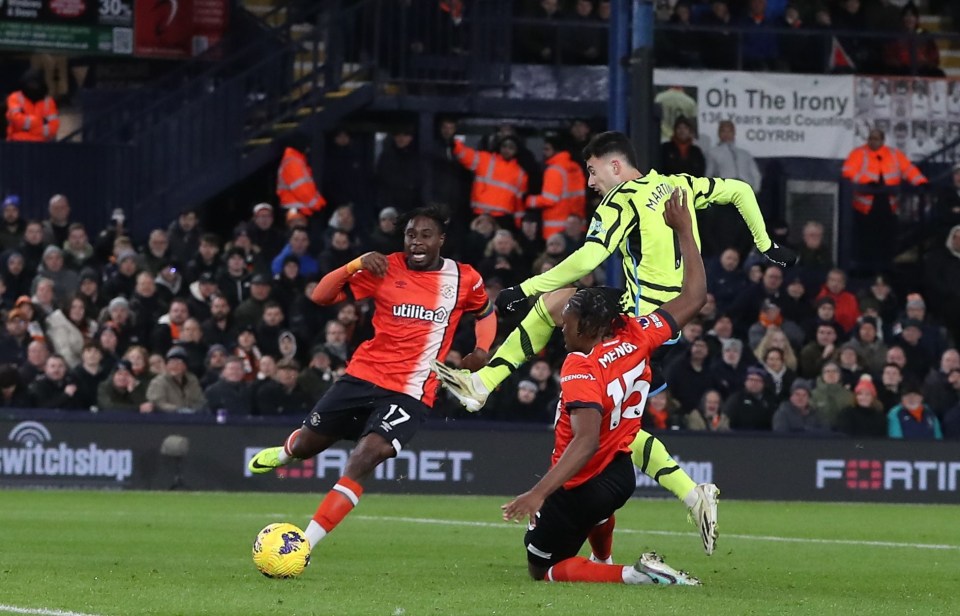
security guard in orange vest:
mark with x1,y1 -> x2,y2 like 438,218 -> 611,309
6,69 -> 59,142
277,132 -> 327,222
524,136 -> 587,239
454,134 -> 528,227
842,128 -> 927,273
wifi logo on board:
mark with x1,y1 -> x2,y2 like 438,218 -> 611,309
7,421 -> 52,446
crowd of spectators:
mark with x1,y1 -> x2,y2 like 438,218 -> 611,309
0,114 -> 958,443
508,0 -> 949,75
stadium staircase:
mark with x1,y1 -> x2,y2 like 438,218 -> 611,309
57,0 -> 377,237
921,14 -> 960,77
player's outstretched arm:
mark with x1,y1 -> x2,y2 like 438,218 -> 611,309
461,311 -> 497,372
659,188 -> 707,328
501,407 -> 600,524
495,241 -> 610,313
310,252 -> 388,306
688,175 -> 797,267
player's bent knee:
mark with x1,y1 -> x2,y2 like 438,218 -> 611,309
528,562 -> 549,581
542,288 -> 577,324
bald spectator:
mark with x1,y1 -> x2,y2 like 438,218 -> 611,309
705,121 -> 761,192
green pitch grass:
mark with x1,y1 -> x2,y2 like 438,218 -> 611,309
0,491 -> 957,616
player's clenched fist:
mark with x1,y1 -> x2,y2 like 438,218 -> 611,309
662,187 -> 691,232
360,252 -> 389,277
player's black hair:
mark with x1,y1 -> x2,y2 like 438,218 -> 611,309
399,204 -> 449,235
565,287 -> 626,340
581,131 -> 638,168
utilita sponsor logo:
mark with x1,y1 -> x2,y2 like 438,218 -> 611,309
0,421 -> 133,481
392,304 -> 449,324
816,459 -> 960,492
244,447 -> 474,482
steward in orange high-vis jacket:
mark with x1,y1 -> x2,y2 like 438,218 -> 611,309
454,135 -> 528,226
525,136 -> 586,238
6,69 -> 59,142
842,128 -> 927,274
277,133 -> 327,221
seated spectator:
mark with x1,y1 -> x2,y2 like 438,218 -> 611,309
836,375 -> 887,437
811,361 -> 853,429
272,256 -> 303,316
154,261 -> 184,304
641,389 -> 683,430
463,215 -> 497,266
216,248 -> 251,308
729,264 -> 784,334
704,313 -> 736,357
177,319 -> 207,379
563,0 -> 605,64
185,233 -> 222,285
20,221 -> 47,278
772,379 -> 831,434
150,298 -> 190,355
848,316 -> 887,375
297,346 -> 337,400
779,275 -> 815,333
3,253 -> 31,303
35,246 -> 79,299
20,340 -> 49,385
45,295 -> 97,368
491,379 -> 554,423
63,223 -> 96,272
319,229 -> 359,276
96,324 -> 121,373
146,346 -> 206,413
202,294 -> 235,349
246,203 -> 286,267
126,273 -> 163,345
700,0 -> 737,70
255,301 -> 287,358
186,272 -> 217,323
795,221 -> 833,291
234,325 -> 262,382
708,337 -> 747,399
660,116 -> 705,176
893,293 -> 947,362
478,229 -> 526,289
234,274 -> 273,330
656,1 -> 701,68
943,389 -> 960,439
0,197 -> 26,252
321,319 -> 351,364
254,358 -> 311,415
199,344 -> 229,388
815,269 -> 860,334
665,338 -> 712,413
707,248 -> 748,315
923,350 -> 960,416
0,364 -> 30,408
883,4 -> 943,76
277,330 -> 302,365
887,380 -> 942,440
69,343 -> 107,410
31,277 -> 57,317
892,319 -> 932,381
167,209 -> 201,266
526,358 -> 559,412
686,389 -> 730,432
0,308 -> 30,365
28,354 -> 80,409
366,207 -> 403,255
137,229 -> 170,275
96,359 -> 151,413
837,343 -> 866,389
799,322 -> 839,380
77,268 -> 104,313
748,299 -> 804,351
272,227 -> 319,278
203,356 -> 253,415
101,249 -> 139,300
724,366 -> 779,431
760,346 -> 797,402
514,0 -> 564,63
754,326 -> 798,371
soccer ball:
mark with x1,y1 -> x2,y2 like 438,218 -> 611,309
252,523 -> 311,578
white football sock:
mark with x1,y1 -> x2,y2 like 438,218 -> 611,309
621,565 -> 655,585
683,487 -> 699,508
305,520 -> 327,549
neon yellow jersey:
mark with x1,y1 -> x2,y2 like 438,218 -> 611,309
519,170 -> 772,316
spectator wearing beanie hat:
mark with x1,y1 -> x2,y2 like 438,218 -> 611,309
887,379 -> 942,440
722,365 -> 779,431
772,379 -> 832,434
836,375 -> 887,437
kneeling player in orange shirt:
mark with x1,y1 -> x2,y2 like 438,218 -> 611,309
501,189 -> 704,585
